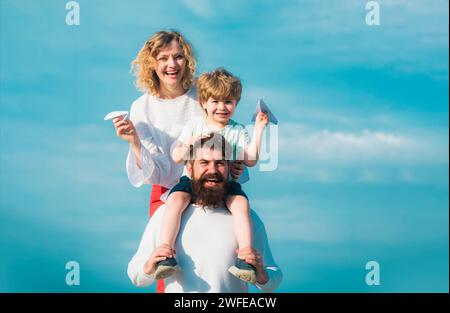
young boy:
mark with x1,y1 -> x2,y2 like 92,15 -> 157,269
155,68 -> 269,284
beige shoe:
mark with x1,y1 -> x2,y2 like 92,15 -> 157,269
228,258 -> 257,284
154,258 -> 181,280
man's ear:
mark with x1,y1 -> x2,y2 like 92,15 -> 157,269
186,161 -> 193,177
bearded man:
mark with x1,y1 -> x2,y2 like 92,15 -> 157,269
127,133 -> 282,293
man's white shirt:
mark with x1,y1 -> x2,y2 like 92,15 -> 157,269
128,204 -> 282,293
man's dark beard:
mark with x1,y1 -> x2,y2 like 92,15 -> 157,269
191,172 -> 228,208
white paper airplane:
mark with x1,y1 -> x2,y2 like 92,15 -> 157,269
251,99 -> 278,125
104,111 -> 129,121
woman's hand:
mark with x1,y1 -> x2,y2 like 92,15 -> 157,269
113,117 -> 143,168
237,247 -> 268,285
113,117 -> 139,146
143,244 -> 176,275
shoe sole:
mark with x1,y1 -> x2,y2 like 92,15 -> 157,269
155,265 -> 181,280
228,266 -> 257,284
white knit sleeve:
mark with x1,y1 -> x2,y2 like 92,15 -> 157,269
127,208 -> 163,287
126,143 -> 171,188
125,102 -> 172,187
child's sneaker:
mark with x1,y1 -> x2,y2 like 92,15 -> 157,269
154,257 -> 180,280
228,258 -> 257,284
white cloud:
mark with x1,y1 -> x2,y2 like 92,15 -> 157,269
242,83 -> 448,184
280,124 -> 449,166
251,117 -> 450,184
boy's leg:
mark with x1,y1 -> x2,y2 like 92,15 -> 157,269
155,191 -> 191,280
160,191 -> 192,249
227,195 -> 257,284
227,195 -> 253,250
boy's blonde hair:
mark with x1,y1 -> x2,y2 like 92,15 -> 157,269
131,30 -> 196,94
197,68 -> 242,105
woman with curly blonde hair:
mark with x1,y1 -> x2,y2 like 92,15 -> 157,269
112,30 -> 202,293
131,31 -> 196,98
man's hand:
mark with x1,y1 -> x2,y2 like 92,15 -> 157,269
143,244 -> 176,275
230,161 -> 245,180
237,247 -> 269,285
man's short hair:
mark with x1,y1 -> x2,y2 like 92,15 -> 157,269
188,132 -> 233,161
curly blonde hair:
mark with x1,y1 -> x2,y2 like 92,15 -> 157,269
197,68 -> 242,105
131,30 -> 196,94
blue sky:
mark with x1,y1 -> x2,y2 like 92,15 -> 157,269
0,0 -> 448,292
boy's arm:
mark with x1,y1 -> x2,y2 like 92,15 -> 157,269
244,112 -> 269,167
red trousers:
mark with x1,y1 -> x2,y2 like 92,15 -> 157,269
149,185 -> 169,293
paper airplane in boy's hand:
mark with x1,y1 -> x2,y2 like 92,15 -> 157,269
104,111 -> 129,121
251,99 -> 278,125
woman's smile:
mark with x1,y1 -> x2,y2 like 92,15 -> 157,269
164,69 -> 179,80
